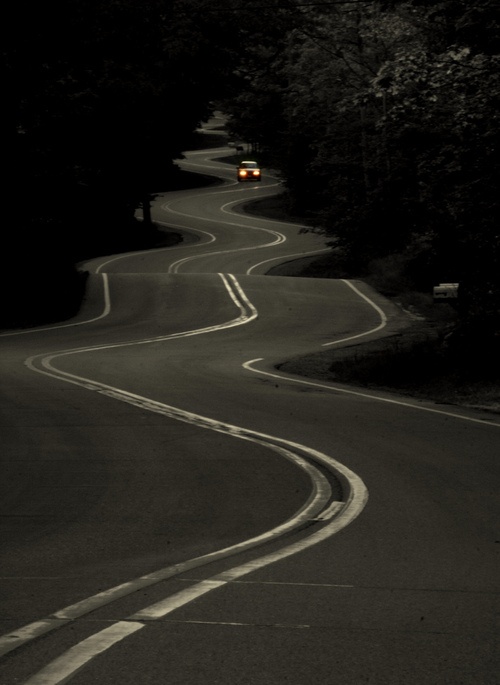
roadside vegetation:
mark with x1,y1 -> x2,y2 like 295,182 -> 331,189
236,191 -> 500,413
216,1 -> 500,411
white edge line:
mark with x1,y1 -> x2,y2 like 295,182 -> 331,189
0,274 -> 111,337
322,279 -> 387,347
93,223 -> 217,274
243,358 -> 499,428
246,248 -> 331,275
22,274 -> 256,377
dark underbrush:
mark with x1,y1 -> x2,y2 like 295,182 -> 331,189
239,192 -> 500,414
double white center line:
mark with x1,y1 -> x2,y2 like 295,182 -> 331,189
3,273 -> 368,684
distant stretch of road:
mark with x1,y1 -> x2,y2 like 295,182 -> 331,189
0,119 -> 498,684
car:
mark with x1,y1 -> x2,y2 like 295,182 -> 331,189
237,160 -> 261,182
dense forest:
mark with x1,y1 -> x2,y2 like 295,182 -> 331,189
2,0 -> 499,369
222,0 -> 499,366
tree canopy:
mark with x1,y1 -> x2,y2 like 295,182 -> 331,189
222,0 -> 500,356
4,1 -> 241,258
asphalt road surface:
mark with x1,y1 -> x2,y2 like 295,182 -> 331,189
1,122 -> 499,684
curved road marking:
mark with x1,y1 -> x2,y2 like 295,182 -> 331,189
159,187 -> 292,273
93,222 -> 217,274
21,458 -> 366,685
16,273 -> 255,383
323,279 -> 387,346
243,359 -> 500,428
240,280 -> 498,427
1,274 -> 368,667
219,196 -> 300,224
6,145 -> 496,683
246,247 -> 331,275
0,274 -> 112,337
168,228 -> 286,273
22,622 -> 144,685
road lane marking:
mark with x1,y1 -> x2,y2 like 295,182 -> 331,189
246,247 -> 331,275
323,279 -> 387,347
2,274 -> 367,666
5,157 -> 370,681
16,451 -> 365,684
243,359 -> 500,428
167,228 -> 286,273
0,274 -> 111,336
141,179 -> 328,283
0,234 -> 369,676
20,461 -> 365,683
311,501 -> 345,520
131,580 -> 227,620
161,191 -> 284,231
93,223 -> 217,274
161,619 -> 311,629
220,197 -> 300,222
157,189 -> 291,273
24,273 -> 257,388
22,622 -> 144,685
6,273 -> 367,680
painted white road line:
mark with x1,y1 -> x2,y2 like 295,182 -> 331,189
92,223 -> 217,274
2,274 -> 366,661
219,196 -> 298,223
159,185 -> 282,227
22,622 -> 144,685
167,227 -> 286,273
322,279 -> 387,347
133,481 -> 365,625
157,185 -> 292,273
243,359 -> 500,428
131,579 -> 228,620
20,456 -> 366,685
246,247 -> 331,275
23,273 -> 256,388
0,439 -> 328,659
0,274 -> 111,337
5,156 -> 371,682
0,438 -> 333,658
311,501 -> 345,521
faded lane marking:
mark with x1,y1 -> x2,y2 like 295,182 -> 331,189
177,579 -> 355,588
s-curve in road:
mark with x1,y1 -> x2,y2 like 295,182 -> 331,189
0,135 -> 498,684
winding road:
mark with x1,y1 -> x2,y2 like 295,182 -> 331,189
0,119 -> 498,684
